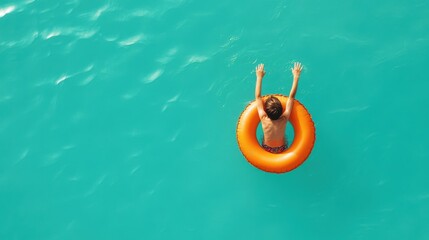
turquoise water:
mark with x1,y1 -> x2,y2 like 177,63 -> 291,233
1,0 -> 429,239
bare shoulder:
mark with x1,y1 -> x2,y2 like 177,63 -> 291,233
278,115 -> 288,123
260,115 -> 271,125
260,114 -> 269,122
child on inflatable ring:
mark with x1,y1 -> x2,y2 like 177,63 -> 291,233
254,62 -> 303,153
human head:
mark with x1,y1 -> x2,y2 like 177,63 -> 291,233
264,96 -> 283,120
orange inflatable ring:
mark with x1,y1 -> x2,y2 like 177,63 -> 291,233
236,94 -> 315,173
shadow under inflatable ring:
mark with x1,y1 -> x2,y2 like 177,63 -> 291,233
236,94 -> 316,173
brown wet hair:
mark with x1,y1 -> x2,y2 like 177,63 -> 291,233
264,96 -> 283,120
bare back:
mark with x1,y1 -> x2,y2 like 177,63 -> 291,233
260,115 -> 288,147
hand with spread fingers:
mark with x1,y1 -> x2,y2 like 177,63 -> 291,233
291,62 -> 303,79
256,63 -> 266,79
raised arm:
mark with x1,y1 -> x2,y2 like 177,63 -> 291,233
282,62 -> 303,119
255,63 -> 266,119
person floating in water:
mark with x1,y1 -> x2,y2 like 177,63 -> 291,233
254,62 -> 303,153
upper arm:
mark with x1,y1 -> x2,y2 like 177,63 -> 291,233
256,97 -> 266,119
281,97 -> 294,120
